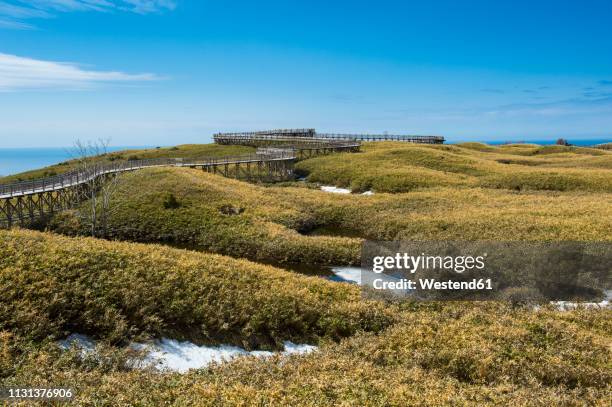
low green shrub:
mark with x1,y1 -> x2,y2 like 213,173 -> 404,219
295,142 -> 612,193
0,229 -> 393,348
2,302 -> 610,406
162,193 -> 181,209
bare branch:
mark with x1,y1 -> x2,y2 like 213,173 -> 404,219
71,138 -> 122,237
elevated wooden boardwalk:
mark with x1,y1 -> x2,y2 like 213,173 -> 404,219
214,128 -> 444,145
0,152 -> 294,200
0,136 -> 360,228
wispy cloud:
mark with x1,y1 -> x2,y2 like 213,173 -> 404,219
521,86 -> 552,94
0,52 -> 160,91
382,88 -> 612,124
480,88 -> 505,94
120,1 -> 177,14
0,0 -> 176,29
487,94 -> 612,118
0,18 -> 34,29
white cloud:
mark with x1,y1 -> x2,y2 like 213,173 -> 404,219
0,18 -> 34,28
0,2 -> 51,18
120,1 -> 177,14
0,0 -> 176,28
0,52 -> 160,90
26,0 -> 176,13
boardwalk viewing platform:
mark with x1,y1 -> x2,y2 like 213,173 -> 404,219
0,128 -> 440,227
214,128 -> 444,145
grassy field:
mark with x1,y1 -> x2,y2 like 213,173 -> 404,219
2,142 -> 611,405
1,230 -> 609,405
49,164 -> 612,265
0,229 -> 392,349
0,144 -> 255,183
0,231 -> 612,406
296,142 -> 612,193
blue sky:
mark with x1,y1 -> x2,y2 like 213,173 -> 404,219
0,0 -> 611,147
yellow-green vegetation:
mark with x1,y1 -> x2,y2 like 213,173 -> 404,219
0,144 -> 254,183
2,290 -> 610,405
3,142 -> 611,405
51,167 -> 363,265
50,166 -> 612,265
296,142 -> 612,193
0,229 -> 392,349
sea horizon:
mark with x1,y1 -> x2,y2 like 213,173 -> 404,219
0,138 -> 610,178
0,146 -> 153,178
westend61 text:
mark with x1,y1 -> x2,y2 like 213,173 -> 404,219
372,278 -> 493,291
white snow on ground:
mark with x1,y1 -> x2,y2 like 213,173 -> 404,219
59,335 -> 317,373
331,266 -> 362,284
134,339 -> 275,373
320,186 -> 374,195
331,266 -> 400,286
320,185 -> 351,194
331,266 -> 399,285
550,289 -> 611,311
283,342 -> 317,354
58,333 -> 96,354
330,266 -> 407,296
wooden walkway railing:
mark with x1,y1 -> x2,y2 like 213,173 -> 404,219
0,137 -> 361,227
0,151 -> 295,199
215,129 -> 316,138
214,129 -> 444,145
317,133 -> 444,143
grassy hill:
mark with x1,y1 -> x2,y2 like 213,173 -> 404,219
0,144 -> 254,183
2,141 -> 611,405
0,229 -> 391,348
1,230 -> 610,405
50,165 -> 611,266
296,142 -> 612,193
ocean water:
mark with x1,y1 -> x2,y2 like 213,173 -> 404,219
0,146 -> 150,178
471,138 -> 611,146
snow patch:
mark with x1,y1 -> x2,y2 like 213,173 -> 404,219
135,339 -> 274,373
330,266 -> 362,284
327,267 -> 432,298
552,300 -> 609,311
321,185 -> 351,194
283,342 -> 318,355
550,289 -> 611,311
330,266 -> 402,288
58,335 -> 317,373
58,333 -> 96,354
320,186 -> 374,195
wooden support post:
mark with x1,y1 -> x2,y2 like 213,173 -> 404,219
26,195 -> 35,222
16,197 -> 25,227
0,199 -> 12,228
